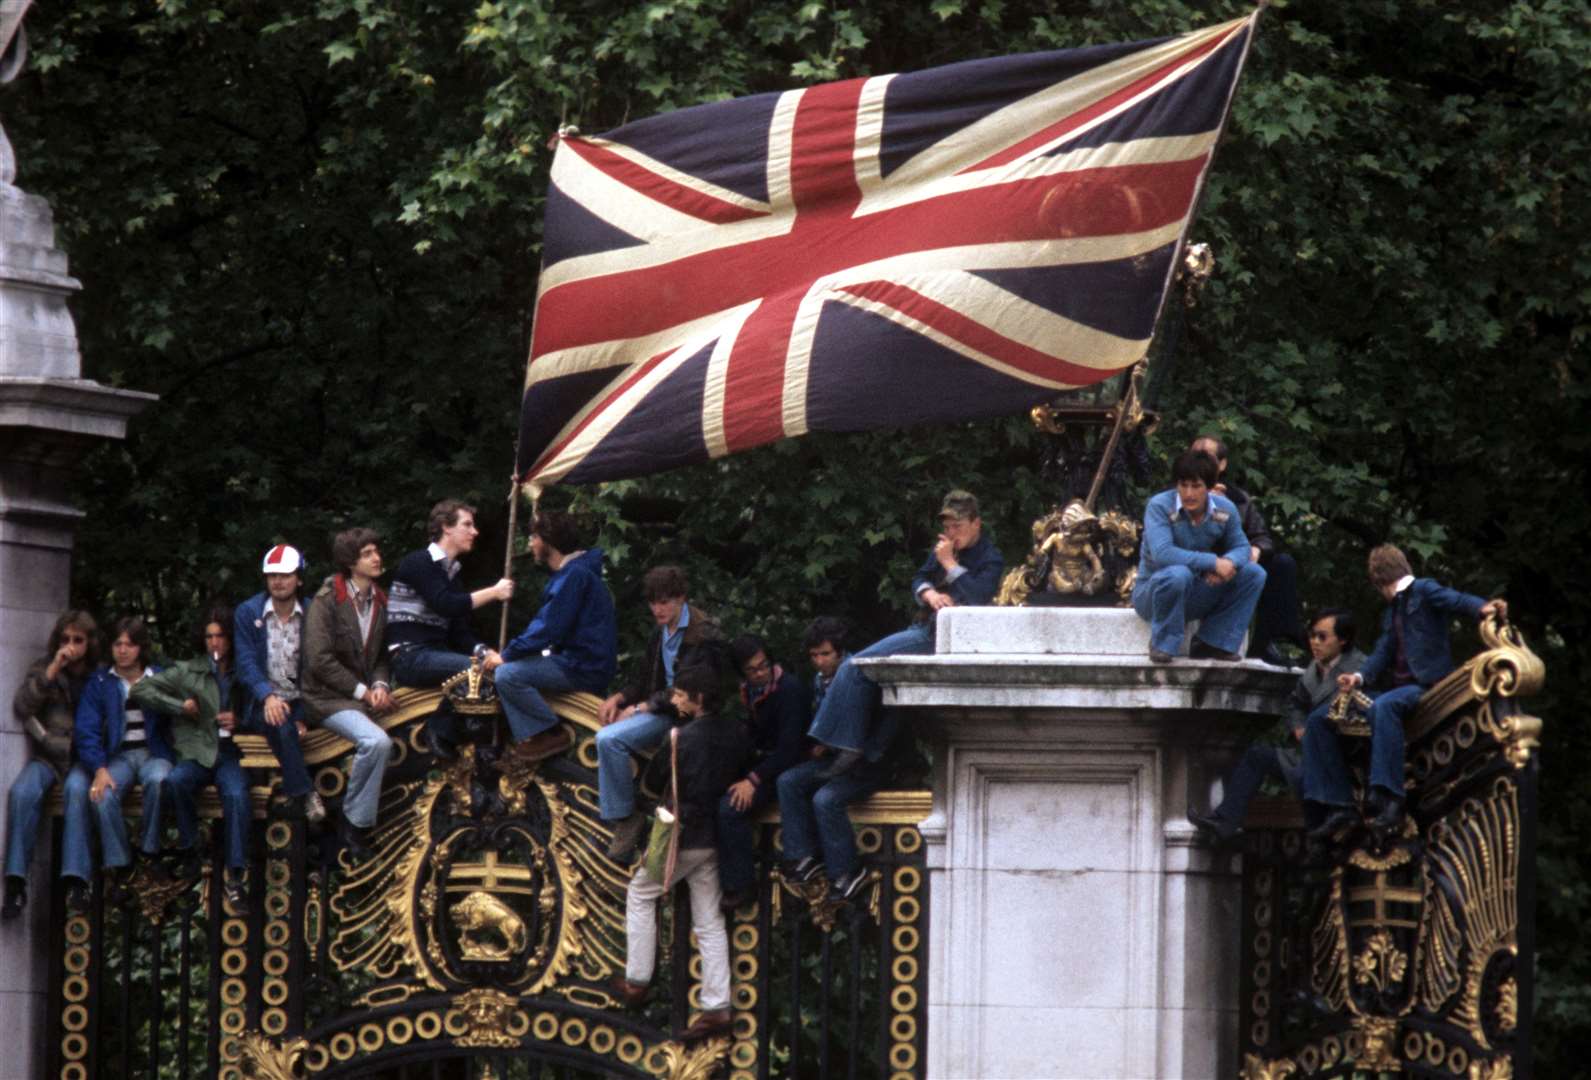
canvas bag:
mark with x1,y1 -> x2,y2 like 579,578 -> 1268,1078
641,727 -> 680,886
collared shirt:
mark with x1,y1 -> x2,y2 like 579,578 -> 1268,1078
116,666 -> 156,744
350,580 -> 376,647
211,657 -> 235,739
1392,575 -> 1415,595
661,602 -> 692,684
264,599 -> 304,701
811,657 -> 849,713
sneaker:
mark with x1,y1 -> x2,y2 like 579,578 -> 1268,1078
677,1008 -> 733,1043
1,876 -> 25,920
222,873 -> 250,915
605,813 -> 648,862
781,856 -> 820,883
303,791 -> 327,824
832,868 -> 870,901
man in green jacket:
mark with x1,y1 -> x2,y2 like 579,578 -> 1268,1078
129,607 -> 253,913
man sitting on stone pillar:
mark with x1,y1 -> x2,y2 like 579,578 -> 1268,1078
807,489 -> 1003,777
1189,434 -> 1305,666
595,566 -> 724,861
1305,544 -> 1505,840
1191,608 -> 1365,843
1133,450 -> 1265,663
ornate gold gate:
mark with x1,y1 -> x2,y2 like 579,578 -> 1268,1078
45,689 -> 930,1080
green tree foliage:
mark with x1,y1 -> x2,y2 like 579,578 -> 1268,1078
7,0 -> 1589,1061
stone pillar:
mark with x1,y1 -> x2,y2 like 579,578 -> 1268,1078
861,607 -> 1297,1080
0,180 -> 154,1080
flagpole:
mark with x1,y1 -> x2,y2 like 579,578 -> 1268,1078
1079,6 -> 1264,511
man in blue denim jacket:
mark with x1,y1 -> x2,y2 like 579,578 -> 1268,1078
1132,450 -> 1266,662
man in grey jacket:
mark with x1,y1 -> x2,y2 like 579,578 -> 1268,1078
1191,608 -> 1364,843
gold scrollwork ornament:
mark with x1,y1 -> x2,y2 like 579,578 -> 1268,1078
656,1036 -> 732,1080
1352,1015 -> 1401,1072
239,1032 -> 309,1080
1239,1053 -> 1297,1080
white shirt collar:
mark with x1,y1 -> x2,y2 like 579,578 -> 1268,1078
427,542 -> 449,562
1393,575 -> 1415,595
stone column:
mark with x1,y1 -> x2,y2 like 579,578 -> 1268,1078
861,607 -> 1297,1080
0,179 -> 155,1079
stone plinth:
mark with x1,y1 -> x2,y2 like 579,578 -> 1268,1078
0,178 -> 155,1080
859,606 -> 1296,1080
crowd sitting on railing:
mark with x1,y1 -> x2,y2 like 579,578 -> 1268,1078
0,455 -> 1507,1040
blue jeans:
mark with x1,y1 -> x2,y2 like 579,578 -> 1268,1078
319,710 -> 393,829
4,760 -> 64,881
493,656 -> 576,741
807,624 -> 933,760
168,747 -> 250,870
391,644 -> 473,688
1209,743 -> 1302,837
776,759 -> 882,882
242,699 -> 312,797
595,709 -> 673,820
716,780 -> 777,896
1132,561 -> 1267,656
1302,685 -> 1422,806
66,749 -> 172,872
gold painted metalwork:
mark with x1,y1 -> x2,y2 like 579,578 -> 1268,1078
654,1037 -> 732,1080
451,890 -> 528,961
1352,1015 -> 1401,1072
1469,1056 -> 1514,1080
441,656 -> 501,715
1239,1052 -> 1298,1080
123,859 -> 194,925
770,864 -> 881,931
238,1032 -> 309,1080
997,498 -> 1140,607
450,988 -> 523,1049
1351,930 -> 1408,993
1496,977 -> 1517,1033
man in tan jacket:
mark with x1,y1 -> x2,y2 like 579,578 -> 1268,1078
303,528 -> 396,857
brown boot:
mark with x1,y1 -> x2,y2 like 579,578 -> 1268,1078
678,1008 -> 733,1043
515,727 -> 574,762
607,975 -> 650,1009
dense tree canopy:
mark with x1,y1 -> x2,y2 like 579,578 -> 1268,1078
7,0 -> 1588,1061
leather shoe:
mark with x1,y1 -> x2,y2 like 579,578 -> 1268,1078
63,878 -> 91,914
1189,639 -> 1243,662
605,813 -> 648,862
1149,647 -> 1175,664
1,876 -> 25,920
1306,806 -> 1358,844
1368,790 -> 1405,833
515,727 -> 574,762
1189,810 -> 1238,846
719,889 -> 754,914
677,1008 -> 733,1043
423,719 -> 459,763
607,975 -> 650,1009
340,816 -> 374,860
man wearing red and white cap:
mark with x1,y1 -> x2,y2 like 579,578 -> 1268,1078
233,544 -> 322,822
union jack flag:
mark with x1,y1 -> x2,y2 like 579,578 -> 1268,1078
518,12 -> 1258,491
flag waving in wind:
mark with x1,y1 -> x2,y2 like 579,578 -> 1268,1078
518,12 -> 1258,492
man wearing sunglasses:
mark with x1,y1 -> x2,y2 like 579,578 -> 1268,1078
1191,608 -> 1365,844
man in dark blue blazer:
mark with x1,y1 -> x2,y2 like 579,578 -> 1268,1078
1304,544 -> 1505,838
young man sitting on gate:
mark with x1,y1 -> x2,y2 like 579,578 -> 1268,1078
608,663 -> 748,1043
1304,544 -> 1506,841
1132,449 -> 1266,663
594,565 -> 724,861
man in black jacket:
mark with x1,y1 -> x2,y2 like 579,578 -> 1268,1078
716,635 -> 810,911
609,664 -> 748,1043
594,565 -> 725,859
1191,436 -> 1304,665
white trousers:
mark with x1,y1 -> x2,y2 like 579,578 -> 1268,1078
625,846 -> 731,1011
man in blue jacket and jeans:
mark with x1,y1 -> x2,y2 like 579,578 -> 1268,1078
1132,449 -> 1266,663
1305,544 -> 1505,839
234,544 -> 323,822
489,510 -> 618,760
